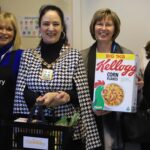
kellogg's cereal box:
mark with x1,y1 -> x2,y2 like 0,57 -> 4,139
93,53 -> 138,112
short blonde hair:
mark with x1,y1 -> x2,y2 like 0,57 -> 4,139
0,11 -> 21,50
90,8 -> 121,41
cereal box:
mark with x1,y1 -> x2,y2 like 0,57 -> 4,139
93,53 -> 138,112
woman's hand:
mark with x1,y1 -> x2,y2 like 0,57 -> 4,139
36,91 -> 70,107
136,75 -> 144,89
93,109 -> 110,116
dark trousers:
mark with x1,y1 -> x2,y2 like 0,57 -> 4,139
68,139 -> 103,150
0,120 -> 12,150
141,143 -> 150,150
66,139 -> 85,150
95,115 -> 105,150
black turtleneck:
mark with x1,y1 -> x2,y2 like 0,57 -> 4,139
40,39 -> 64,64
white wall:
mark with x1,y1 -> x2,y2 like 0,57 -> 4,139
1,0 -> 150,54
0,0 -> 72,49
73,0 -> 150,54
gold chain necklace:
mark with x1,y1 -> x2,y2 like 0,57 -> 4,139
32,46 -> 70,69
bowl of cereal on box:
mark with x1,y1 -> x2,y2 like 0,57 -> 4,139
102,83 -> 124,106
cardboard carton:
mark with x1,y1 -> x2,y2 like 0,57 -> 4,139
93,53 -> 138,112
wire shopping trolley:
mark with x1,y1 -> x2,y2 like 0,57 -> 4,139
12,103 -> 73,150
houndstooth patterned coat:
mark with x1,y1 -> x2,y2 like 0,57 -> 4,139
13,46 -> 101,150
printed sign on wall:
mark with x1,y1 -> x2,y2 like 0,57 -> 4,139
18,16 -> 39,37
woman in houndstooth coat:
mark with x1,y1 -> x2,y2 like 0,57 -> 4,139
13,5 -> 101,150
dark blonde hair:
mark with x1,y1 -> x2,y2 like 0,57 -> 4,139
144,41 -> 150,59
90,8 -> 121,41
0,11 -> 21,50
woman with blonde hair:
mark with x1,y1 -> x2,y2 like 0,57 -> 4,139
0,11 -> 23,149
81,8 -> 143,150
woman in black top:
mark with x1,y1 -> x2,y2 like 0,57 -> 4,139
141,41 -> 150,150
0,11 -> 23,149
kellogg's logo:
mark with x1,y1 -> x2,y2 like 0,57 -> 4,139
96,59 -> 136,76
